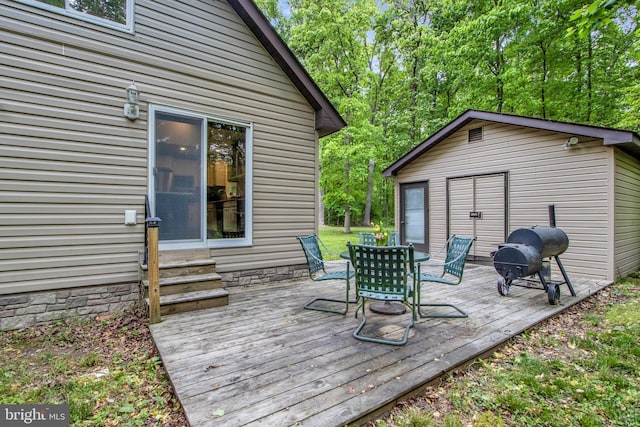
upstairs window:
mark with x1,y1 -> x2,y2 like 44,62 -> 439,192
18,0 -> 133,31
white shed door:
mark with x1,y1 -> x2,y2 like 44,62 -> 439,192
448,174 -> 506,260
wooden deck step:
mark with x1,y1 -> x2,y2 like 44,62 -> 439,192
140,259 -> 217,280
142,272 -> 223,296
140,250 -> 229,315
158,248 -> 211,263
146,288 -> 229,316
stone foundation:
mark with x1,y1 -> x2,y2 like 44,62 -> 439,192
0,282 -> 139,331
220,264 -> 309,287
0,264 -> 310,331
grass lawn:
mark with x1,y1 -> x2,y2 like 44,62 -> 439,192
318,225 -> 373,259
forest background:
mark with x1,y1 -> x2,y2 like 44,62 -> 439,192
255,0 -> 639,231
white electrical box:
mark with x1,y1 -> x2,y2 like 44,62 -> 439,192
124,210 -> 137,225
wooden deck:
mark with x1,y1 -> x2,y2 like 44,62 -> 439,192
150,264 -> 610,427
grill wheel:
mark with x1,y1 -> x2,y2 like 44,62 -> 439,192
547,283 -> 560,305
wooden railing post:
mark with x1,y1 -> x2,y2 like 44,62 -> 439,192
146,216 -> 162,324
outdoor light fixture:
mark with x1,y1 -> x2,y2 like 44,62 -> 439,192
123,82 -> 139,120
562,136 -> 579,150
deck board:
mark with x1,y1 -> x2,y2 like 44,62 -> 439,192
150,264 -> 610,426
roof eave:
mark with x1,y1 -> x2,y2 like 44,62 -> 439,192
382,110 -> 476,177
227,0 -> 346,138
604,135 -> 640,157
383,109 -> 640,177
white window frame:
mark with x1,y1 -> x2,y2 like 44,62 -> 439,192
15,0 -> 134,32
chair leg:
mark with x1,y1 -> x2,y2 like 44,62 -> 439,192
304,297 -> 350,314
417,303 -> 468,318
417,284 -> 468,318
353,299 -> 414,346
304,282 -> 358,315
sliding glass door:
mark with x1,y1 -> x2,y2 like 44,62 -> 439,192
150,106 -> 250,246
153,111 -> 203,242
206,122 -> 246,240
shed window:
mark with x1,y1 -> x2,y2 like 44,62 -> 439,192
468,127 -> 483,143
17,0 -> 133,31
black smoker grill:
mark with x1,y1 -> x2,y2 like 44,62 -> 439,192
492,206 -> 576,305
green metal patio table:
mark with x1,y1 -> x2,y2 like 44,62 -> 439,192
340,248 -> 430,315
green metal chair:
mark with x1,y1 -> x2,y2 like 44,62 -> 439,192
360,231 -> 400,246
416,235 -> 475,318
297,234 -> 356,315
347,243 -> 417,346
388,231 -> 399,246
359,232 -> 377,245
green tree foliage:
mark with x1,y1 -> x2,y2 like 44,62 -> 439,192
256,0 -> 639,227
284,0 -> 382,230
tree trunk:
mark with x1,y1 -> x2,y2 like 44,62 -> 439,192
540,42 -> 548,119
363,158 -> 374,225
318,188 -> 325,227
344,155 -> 351,233
344,202 -> 351,233
494,38 -> 504,113
586,34 -> 593,122
343,111 -> 351,234
409,57 -> 419,142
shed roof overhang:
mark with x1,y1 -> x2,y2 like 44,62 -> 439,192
228,0 -> 346,138
383,109 -> 640,177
